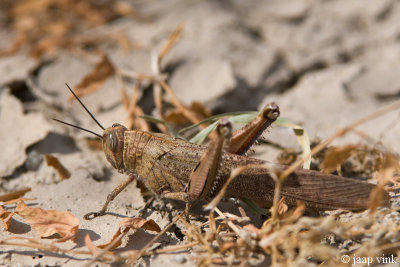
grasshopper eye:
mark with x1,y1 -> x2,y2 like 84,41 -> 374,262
107,132 -> 118,151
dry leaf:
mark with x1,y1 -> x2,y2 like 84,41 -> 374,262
369,154 -> 398,213
321,144 -> 358,174
86,138 -> 103,150
191,101 -> 211,118
120,217 -> 161,232
69,54 -> 115,101
277,197 -> 288,216
368,186 -> 386,214
291,201 -> 305,221
2,197 -> 36,205
16,201 -> 79,242
98,217 -> 161,249
0,206 -> 14,230
0,188 -> 31,202
378,154 -> 400,185
164,109 -> 190,125
219,242 -> 236,252
164,101 -> 210,126
45,154 -> 70,180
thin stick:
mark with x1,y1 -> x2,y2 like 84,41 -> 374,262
158,23 -> 184,65
84,197 -> 155,266
148,241 -> 199,255
159,80 -> 202,124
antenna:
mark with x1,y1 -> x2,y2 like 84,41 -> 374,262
65,83 -> 105,130
53,119 -> 102,138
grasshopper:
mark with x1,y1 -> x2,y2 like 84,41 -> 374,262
55,85 -> 389,220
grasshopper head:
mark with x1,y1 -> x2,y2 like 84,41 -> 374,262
102,123 -> 127,172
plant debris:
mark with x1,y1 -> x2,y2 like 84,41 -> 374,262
15,201 -> 79,243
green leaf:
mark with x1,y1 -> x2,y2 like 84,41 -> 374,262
241,198 -> 269,216
189,121 -> 219,145
139,114 -> 167,125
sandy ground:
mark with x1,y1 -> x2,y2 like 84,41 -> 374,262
1,0 -> 400,266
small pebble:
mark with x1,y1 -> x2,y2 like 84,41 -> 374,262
173,255 -> 187,264
25,150 -> 43,171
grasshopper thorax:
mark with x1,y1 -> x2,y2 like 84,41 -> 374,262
102,123 -> 127,172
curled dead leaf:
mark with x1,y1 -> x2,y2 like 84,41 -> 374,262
277,197 -> 288,216
378,154 -> 400,186
119,217 -> 162,232
16,201 -> 79,242
369,186 -> 387,214
98,217 -> 161,249
45,154 -> 70,180
0,206 -> 14,230
369,154 -> 397,213
291,201 -> 305,221
69,54 -> 115,102
321,144 -> 358,174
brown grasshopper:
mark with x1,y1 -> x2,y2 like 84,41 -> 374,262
55,85 -> 389,220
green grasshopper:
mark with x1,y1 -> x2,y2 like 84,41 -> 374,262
55,85 -> 389,220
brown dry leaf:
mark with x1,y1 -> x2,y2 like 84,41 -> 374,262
0,206 -> 14,230
369,154 -> 399,213
191,101 -> 212,118
219,242 -> 236,253
2,197 -> 36,205
98,217 -> 161,249
69,54 -> 115,101
164,109 -> 190,125
86,138 -> 103,150
277,197 -> 288,216
164,102 -> 210,126
291,201 -> 305,221
378,154 -> 400,185
0,188 -> 31,202
369,186 -> 386,214
16,201 -> 79,242
321,144 -> 358,174
45,154 -> 70,180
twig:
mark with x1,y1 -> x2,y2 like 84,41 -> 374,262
148,241 -> 199,255
84,197 -> 155,267
124,212 -> 184,265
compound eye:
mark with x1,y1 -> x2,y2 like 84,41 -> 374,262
112,123 -> 121,128
107,132 -> 118,151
